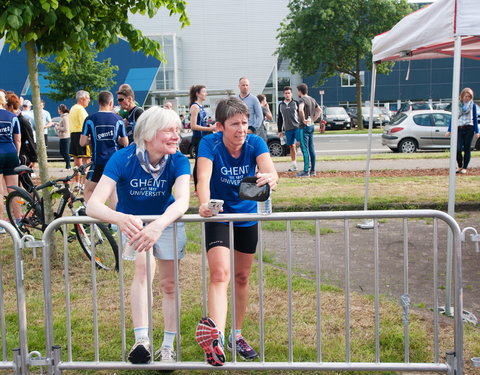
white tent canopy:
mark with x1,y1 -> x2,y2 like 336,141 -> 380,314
365,0 -> 480,334
372,0 -> 480,62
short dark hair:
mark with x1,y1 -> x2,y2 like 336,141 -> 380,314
297,83 -> 308,95
215,97 -> 249,125
116,84 -> 134,99
189,85 -> 206,107
283,86 -> 292,92
98,91 -> 113,107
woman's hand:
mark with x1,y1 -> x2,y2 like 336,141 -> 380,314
256,172 -> 277,190
117,214 -> 143,241
129,221 -> 163,253
476,133 -> 480,140
445,132 -> 451,137
199,202 -> 213,217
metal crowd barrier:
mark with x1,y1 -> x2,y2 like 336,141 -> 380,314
2,210 -> 466,374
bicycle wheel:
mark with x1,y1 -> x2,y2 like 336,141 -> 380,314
6,191 -> 44,238
75,221 -> 119,271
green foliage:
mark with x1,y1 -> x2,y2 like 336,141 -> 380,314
41,44 -> 119,102
277,0 -> 411,83
0,0 -> 189,63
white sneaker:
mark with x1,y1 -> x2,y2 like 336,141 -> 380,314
155,346 -> 176,362
128,338 -> 151,364
287,165 -> 298,172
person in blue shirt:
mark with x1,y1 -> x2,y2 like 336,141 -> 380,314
0,92 -> 21,231
80,91 -> 128,204
195,97 -> 278,366
86,106 -> 190,364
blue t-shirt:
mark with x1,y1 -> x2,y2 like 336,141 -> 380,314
103,144 -> 190,215
191,103 -> 208,139
0,109 -> 21,154
81,112 -> 126,165
198,132 -> 269,227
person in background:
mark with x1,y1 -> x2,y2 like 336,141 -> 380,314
257,94 -> 273,128
55,104 -> 71,170
6,94 -> 37,169
195,97 -> 278,366
164,102 -> 174,110
69,90 -> 91,191
238,77 -> 266,142
296,83 -> 321,177
446,87 -> 480,174
40,99 -> 53,147
0,92 -> 21,232
117,84 -> 144,145
189,85 -> 216,190
277,86 -> 300,172
80,91 -> 128,205
86,106 -> 190,364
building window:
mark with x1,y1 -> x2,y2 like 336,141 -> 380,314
341,72 -> 364,87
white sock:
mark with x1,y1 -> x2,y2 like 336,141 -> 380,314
161,331 -> 176,348
134,327 -> 149,342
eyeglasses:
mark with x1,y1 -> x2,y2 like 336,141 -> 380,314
117,98 -> 124,102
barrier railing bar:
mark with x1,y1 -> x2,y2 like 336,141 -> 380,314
229,221 -> 237,363
374,218 -> 380,363
403,218 -> 410,363
344,219 -> 351,363
201,222 -> 207,319
257,221 -> 265,363
62,224 -> 73,362
315,219 -> 322,362
90,225 -> 100,362
117,230 -> 127,362
433,218 -> 439,363
0,235 -> 6,362
173,222 -> 181,362
146,249 -> 153,360
453,218 -> 464,374
286,220 -> 293,363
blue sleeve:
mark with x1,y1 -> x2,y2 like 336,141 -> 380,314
251,134 -> 269,156
81,119 -> 91,136
117,119 -> 127,137
103,151 -> 122,182
198,135 -> 215,161
474,105 -> 479,133
173,152 -> 191,178
12,117 -> 21,135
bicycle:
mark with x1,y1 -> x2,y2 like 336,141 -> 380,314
5,162 -> 119,271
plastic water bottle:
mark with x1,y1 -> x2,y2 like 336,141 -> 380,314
257,196 -> 272,215
122,240 -> 137,261
280,135 -> 286,145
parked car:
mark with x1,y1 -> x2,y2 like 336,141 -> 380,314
397,101 -> 433,113
350,106 -> 384,128
323,107 -> 351,130
379,107 -> 392,124
179,132 -> 289,158
381,109 -> 480,153
46,116 -> 62,159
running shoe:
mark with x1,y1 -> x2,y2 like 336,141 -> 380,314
128,338 -> 151,364
296,170 -> 310,177
155,346 -> 176,363
287,165 -> 298,172
227,336 -> 258,361
195,317 -> 225,366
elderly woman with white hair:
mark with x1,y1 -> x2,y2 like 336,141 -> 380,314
86,106 -> 190,364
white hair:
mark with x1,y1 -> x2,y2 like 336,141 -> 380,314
134,106 -> 181,149
76,90 -> 89,101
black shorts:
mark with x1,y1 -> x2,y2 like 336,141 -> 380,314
69,132 -> 90,158
87,164 -> 105,183
205,222 -> 258,254
0,152 -> 20,176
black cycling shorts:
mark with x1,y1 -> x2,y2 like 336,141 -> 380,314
87,164 -> 105,183
205,222 -> 258,254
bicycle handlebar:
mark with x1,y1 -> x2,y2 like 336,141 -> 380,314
35,161 -> 94,191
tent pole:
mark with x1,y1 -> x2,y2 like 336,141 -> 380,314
358,62 -> 377,229
444,35 -> 462,317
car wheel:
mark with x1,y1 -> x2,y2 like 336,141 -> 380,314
398,138 -> 418,153
268,140 -> 284,157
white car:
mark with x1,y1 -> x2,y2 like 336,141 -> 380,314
381,110 -> 480,153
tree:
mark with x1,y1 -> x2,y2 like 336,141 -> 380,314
277,0 -> 411,129
0,0 -> 189,222
42,44 -> 118,102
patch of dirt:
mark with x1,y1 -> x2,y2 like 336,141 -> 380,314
279,167 -> 480,178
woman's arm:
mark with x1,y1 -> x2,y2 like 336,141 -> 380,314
189,105 -> 216,133
197,156 -> 215,217
129,174 -> 190,252
256,152 -> 279,190
86,175 -> 143,239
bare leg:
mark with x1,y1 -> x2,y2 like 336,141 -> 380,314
3,174 -> 20,219
233,251 -> 255,330
289,144 -> 296,162
206,246 -> 230,333
130,251 -> 156,328
158,259 -> 180,332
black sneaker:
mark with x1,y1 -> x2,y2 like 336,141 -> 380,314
227,336 -> 258,361
296,170 -> 310,177
128,339 -> 151,364
196,317 -> 225,366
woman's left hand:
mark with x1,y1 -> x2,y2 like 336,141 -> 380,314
129,222 -> 163,253
256,172 -> 277,190
475,133 -> 480,140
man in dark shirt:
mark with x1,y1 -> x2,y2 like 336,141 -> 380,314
277,86 -> 300,172
116,84 -> 144,144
